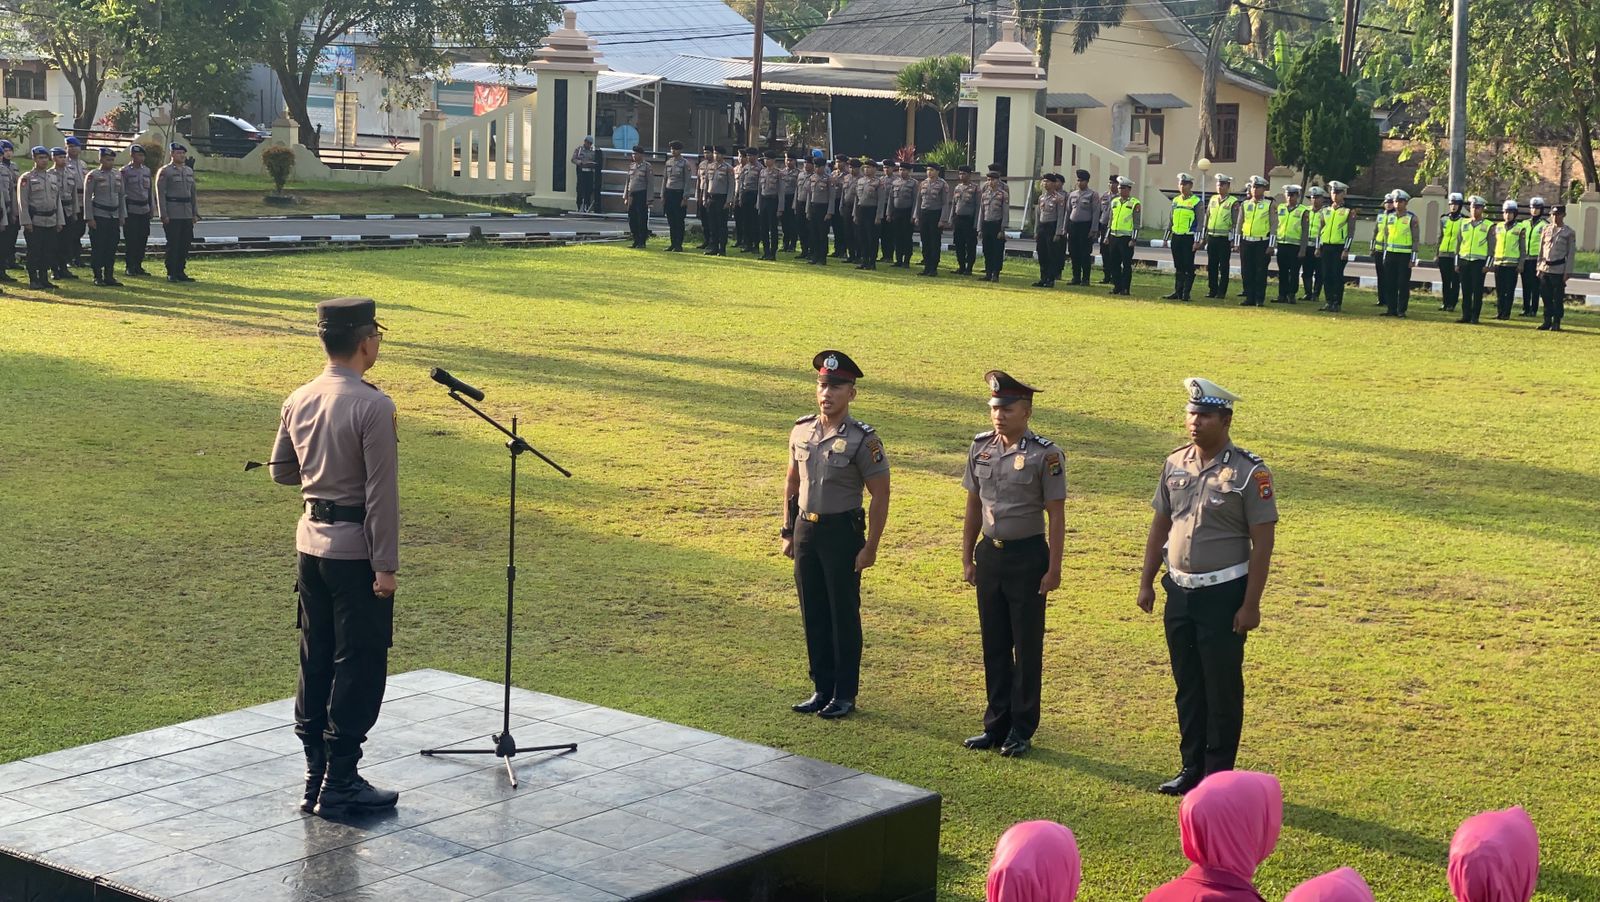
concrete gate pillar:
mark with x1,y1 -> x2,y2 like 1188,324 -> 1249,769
528,9 -> 604,209
972,20 -> 1045,229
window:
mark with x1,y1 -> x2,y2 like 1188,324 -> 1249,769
1045,108 -> 1079,133
4,69 -> 45,101
1130,105 -> 1164,165
1212,103 -> 1239,163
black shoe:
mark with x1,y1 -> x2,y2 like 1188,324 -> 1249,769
0,272 -> 16,283
791,692 -> 829,714
999,731 -> 1031,758
962,732 -> 1001,750
300,744 -> 327,814
180,275 -> 196,282
1032,280 -> 1048,287
1158,767 -> 1205,796
1550,324 -> 1563,331
1239,299 -> 1253,306
93,277 -> 106,286
1162,292 -> 1182,299
104,278 -> 124,287
313,755 -> 399,818
817,698 -> 855,719
1456,317 -> 1471,323
704,250 -> 719,256
169,275 -> 181,282
58,270 -> 79,280
1536,323 -> 1551,331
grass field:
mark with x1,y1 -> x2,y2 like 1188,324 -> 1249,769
0,245 -> 1595,900
194,172 -> 518,217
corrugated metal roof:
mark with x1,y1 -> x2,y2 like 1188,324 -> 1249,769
646,54 -> 802,88
597,71 -> 666,93
726,65 -> 902,99
792,0 -> 1012,60
562,0 -> 787,72
1128,92 -> 1190,109
1046,92 -> 1103,110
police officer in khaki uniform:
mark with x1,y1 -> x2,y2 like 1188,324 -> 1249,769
121,144 -> 154,277
836,157 -> 858,262
948,165 -> 979,275
49,147 -> 79,281
624,145 -> 652,249
63,136 -> 89,267
269,296 -> 401,819
916,163 -> 950,276
804,159 -> 836,266
1062,169 -> 1100,286
783,351 -> 890,720
1033,174 -> 1064,288
17,146 -> 61,290
961,372 -> 1066,759
705,147 -> 733,256
156,143 -> 199,282
1537,204 -> 1575,332
694,145 -> 714,248
571,136 -> 599,214
1137,378 -> 1277,795
757,150 -> 783,260
978,166 -> 1009,282
660,141 -> 694,253
888,162 -> 917,267
0,140 -> 19,281
84,147 -> 126,286
852,160 -> 885,269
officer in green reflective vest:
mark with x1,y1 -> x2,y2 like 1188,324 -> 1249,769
1106,177 -> 1141,295
1519,197 -> 1548,316
1163,173 -> 1202,301
1304,186 -> 1327,302
1205,174 -> 1238,298
1382,190 -> 1419,317
1317,182 -> 1355,312
1436,192 -> 1465,312
1273,185 -> 1308,304
1236,176 -> 1274,307
1489,199 -> 1526,320
1372,192 -> 1395,308
1456,197 -> 1492,324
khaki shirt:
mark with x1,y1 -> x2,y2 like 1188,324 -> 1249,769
662,156 -> 694,192
963,430 -> 1067,541
708,161 -> 733,196
917,176 -> 949,218
759,164 -> 782,197
837,171 -> 856,211
1066,187 -> 1100,224
0,160 -> 16,218
1036,189 -> 1063,224
804,171 -> 834,209
155,163 -> 198,219
64,156 -> 88,218
738,162 -> 760,193
84,167 -> 126,219
951,182 -> 979,217
18,168 -> 62,227
50,167 -> 79,218
789,414 -> 889,514
1152,442 -> 1277,574
853,174 -> 885,209
270,364 -> 401,572
121,162 -> 153,215
624,160 -> 651,194
1538,223 -> 1576,275
889,174 -> 917,209
980,182 -> 1008,222
571,144 -> 597,170
779,165 -> 798,197
696,158 -> 713,195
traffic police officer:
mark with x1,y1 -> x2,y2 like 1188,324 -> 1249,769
1137,377 -> 1277,795
49,147 -> 79,280
1456,196 -> 1492,324
269,296 -> 401,819
1204,174 -> 1238,298
17,146 -> 61,290
1273,185 -> 1308,303
1520,197 -> 1548,316
155,143 -> 199,282
1163,173 -> 1200,301
1316,182 -> 1354,312
1236,176 -> 1273,306
1372,192 -> 1395,308
1489,199 -> 1525,320
84,147 -> 126,286
1382,190 -> 1419,317
0,140 -> 18,281
949,165 -> 979,275
1063,169 -> 1099,286
1303,186 -> 1327,303
121,144 -> 154,276
624,145 -> 652,249
978,166 -> 1009,282
961,371 -> 1066,759
783,351 -> 891,720
1537,204 -> 1575,332
660,141 -> 694,252
1436,192 -> 1465,312
1105,176 -> 1140,295
916,163 -> 950,276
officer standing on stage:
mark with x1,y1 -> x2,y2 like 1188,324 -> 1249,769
1137,377 -> 1276,795
155,143 -> 199,282
84,147 -> 126,286
758,150 -> 782,260
979,166 -> 1009,282
1456,196 -> 1492,324
1163,173 -> 1200,301
1272,185 -> 1308,303
1436,192 -> 1465,313
64,136 -> 89,267
121,144 -> 153,277
1537,204 -> 1574,332
571,136 -> 599,214
1063,169 -> 1099,286
1382,190 -> 1419,317
269,296 -> 401,819
1303,186 -> 1326,303
949,165 -> 979,275
1033,174 -> 1063,288
853,159 -> 885,269
783,350 -> 890,721
706,147 -> 733,256
1204,174 -> 1238,298
1316,181 -> 1354,312
1520,197 -> 1548,317
961,371 -> 1066,759
1236,176 -> 1273,306
888,162 -> 917,267
17,146 -> 61,290
660,141 -> 694,253
1489,199 -> 1526,321
624,145 -> 652,249
0,140 -> 18,282
1105,176 -> 1140,295
916,163 -> 950,276
48,148 -> 78,281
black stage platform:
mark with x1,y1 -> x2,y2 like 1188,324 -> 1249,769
0,670 -> 939,901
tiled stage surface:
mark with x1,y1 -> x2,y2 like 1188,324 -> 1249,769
0,670 -> 939,901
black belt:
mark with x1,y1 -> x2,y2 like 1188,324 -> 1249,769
28,207 -> 52,217
797,508 -> 863,526
1546,257 -> 1566,267
93,202 -> 120,213
306,500 -> 366,524
164,195 -> 193,203
981,533 -> 1045,550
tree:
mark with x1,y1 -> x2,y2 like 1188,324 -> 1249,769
111,0 -> 271,123
1268,38 -> 1378,183
726,0 -> 850,47
1015,0 -> 1125,71
894,55 -> 967,143
0,0 -> 124,131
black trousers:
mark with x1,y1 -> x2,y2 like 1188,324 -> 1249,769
1438,255 -> 1459,310
1097,232 -> 1113,281
981,219 -> 1005,276
576,170 -> 594,210
1066,221 -> 1093,283
739,191 -> 758,249
833,208 -> 850,257
24,225 -> 54,279
1374,250 -> 1389,308
793,514 -> 865,701
1303,244 -> 1321,299
1520,259 -> 1539,314
1319,246 -> 1347,307
0,222 -> 18,268
1170,234 -> 1195,297
1541,272 -> 1566,327
781,195 -> 796,249
54,219 -> 79,274
124,213 -> 151,272
758,196 -> 780,257
1494,263 -> 1519,318
1107,235 -> 1135,291
706,194 -> 728,252
952,215 -> 976,272
664,189 -> 686,249
164,217 -> 194,277
627,190 -> 649,246
1275,245 -> 1301,300
295,554 -> 392,759
588,168 -> 603,211
891,207 -> 914,264
1206,236 -> 1232,296
918,210 -> 943,273
974,535 -> 1047,742
89,217 -> 119,276
1239,240 -> 1269,305
68,216 -> 86,264
854,206 -> 879,267
808,203 -> 831,263
1163,573 -> 1246,774
1034,231 -> 1055,284
1459,259 -> 1487,322
1384,253 -> 1412,315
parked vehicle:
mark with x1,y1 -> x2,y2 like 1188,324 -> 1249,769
174,114 -> 266,157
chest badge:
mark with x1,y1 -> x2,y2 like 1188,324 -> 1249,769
831,438 -> 847,453
1013,455 -> 1026,470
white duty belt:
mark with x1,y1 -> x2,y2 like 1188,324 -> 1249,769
1167,561 -> 1249,589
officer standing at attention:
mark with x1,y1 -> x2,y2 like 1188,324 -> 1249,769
741,148 -> 764,254
729,149 -> 746,251
1033,174 -> 1063,288
805,158 -> 835,266
853,159 -> 885,269
837,158 -> 858,262
156,143 -> 199,282
949,165 -> 979,276
1272,185 -> 1308,303
1381,190 -> 1419,318
916,163 -> 951,276
1536,204 -> 1574,332
1488,199 -> 1525,321
660,141 -> 694,253
706,147 -> 733,256
1372,192 -> 1394,309
1097,175 -> 1117,283
121,144 -> 154,277
757,150 -> 782,261
17,146 -> 61,290
1456,196 -> 1492,324
979,166 -> 1009,282
1163,173 -> 1200,301
1519,197 -> 1548,317
1137,378 -> 1276,796
961,371 -> 1066,759
1236,176 -> 1273,306
876,161 -> 897,263
63,136 -> 89,268
1316,182 -> 1354,312
269,296 -> 401,819
783,350 -> 890,721
1204,174 -> 1238,298
84,147 -> 126,286
1063,169 -> 1099,286
1302,186 -> 1327,304
889,162 -> 918,268
0,140 -> 18,283
571,136 -> 598,214
1105,176 -> 1141,295
780,153 -> 800,252
1436,192 -> 1465,313
624,145 -> 652,249
48,148 -> 79,281
694,145 -> 714,248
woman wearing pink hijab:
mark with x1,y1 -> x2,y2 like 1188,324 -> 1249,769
987,820 -> 1082,902
1142,771 -> 1282,902
1283,867 -> 1375,901
1448,806 -> 1539,902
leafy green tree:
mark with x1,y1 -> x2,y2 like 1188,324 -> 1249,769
1268,38 -> 1378,183
894,54 -> 967,143
108,0 -> 268,123
727,0 -> 849,47
0,0 -> 124,131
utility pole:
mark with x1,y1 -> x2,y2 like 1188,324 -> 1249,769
748,0 -> 766,147
1447,0 -> 1467,194
1338,0 -> 1358,75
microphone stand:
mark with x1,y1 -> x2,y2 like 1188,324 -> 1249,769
420,391 -> 576,786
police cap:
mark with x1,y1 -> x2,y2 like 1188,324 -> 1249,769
99,147 -> 116,158
813,350 -> 863,384
65,136 -> 83,147
1448,192 -> 1464,204
50,147 -> 65,157
128,143 -> 146,155
1184,377 -> 1239,413
0,140 -> 12,152
1075,169 -> 1090,181
985,370 -> 1040,407
317,297 -> 382,332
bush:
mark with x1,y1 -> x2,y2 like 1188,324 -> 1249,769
261,145 -> 296,194
140,142 -> 165,171
925,140 -> 968,171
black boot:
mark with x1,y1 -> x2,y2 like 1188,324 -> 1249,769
300,744 -> 328,814
313,754 -> 398,818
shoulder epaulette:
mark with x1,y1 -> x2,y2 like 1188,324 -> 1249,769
857,421 -> 875,433
1169,442 -> 1194,455
1033,435 -> 1054,447
1237,448 -> 1264,464
974,430 -> 996,441
795,414 -> 818,424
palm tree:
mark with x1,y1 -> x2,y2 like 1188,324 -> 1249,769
894,55 -> 969,143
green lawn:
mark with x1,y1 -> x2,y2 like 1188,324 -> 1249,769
194,171 -> 520,217
0,247 -> 1595,900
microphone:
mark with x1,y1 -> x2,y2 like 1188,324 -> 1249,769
430,367 -> 485,402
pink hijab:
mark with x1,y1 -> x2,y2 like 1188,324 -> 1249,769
987,820 -> 1083,902
1179,771 -> 1283,882
1448,807 -> 1539,902
1284,868 -> 1375,902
